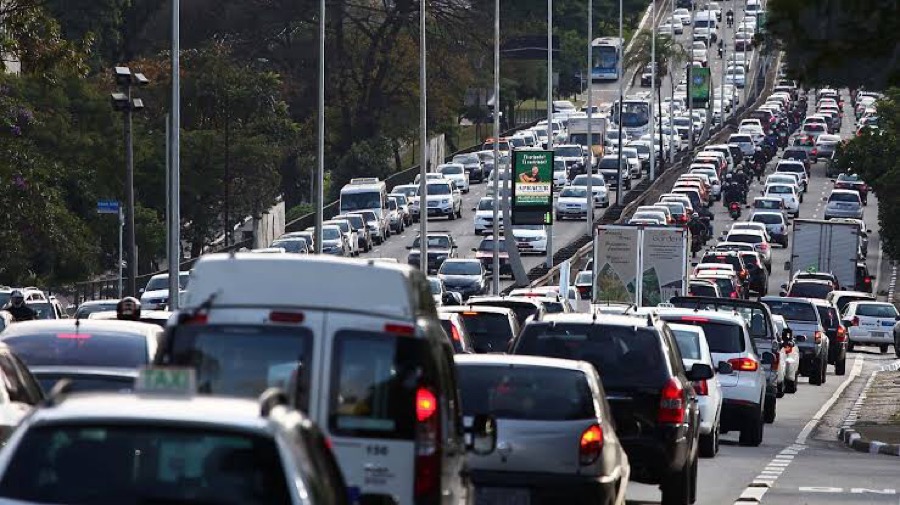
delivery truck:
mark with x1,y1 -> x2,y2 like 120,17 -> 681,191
787,218 -> 861,289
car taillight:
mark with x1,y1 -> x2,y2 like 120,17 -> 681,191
658,378 -> 686,424
811,148 -> 817,156
836,326 -> 847,342
449,324 -> 461,342
414,387 -> 441,499
693,379 -> 709,396
757,243 -> 769,252
813,331 -> 824,344
579,425 -> 604,465
783,345 -> 793,354
728,357 -> 759,371
852,316 -> 859,326
730,291 -> 739,298
183,313 -> 208,325
864,276 -> 872,285
740,270 -> 748,280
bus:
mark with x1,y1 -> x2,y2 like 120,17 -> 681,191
609,97 -> 653,139
339,177 -> 389,235
591,37 -> 623,81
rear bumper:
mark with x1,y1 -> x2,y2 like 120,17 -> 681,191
469,470 -> 621,504
848,331 -> 893,344
619,426 -> 690,485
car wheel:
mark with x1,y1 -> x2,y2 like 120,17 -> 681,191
835,357 -> 846,376
777,380 -> 785,398
784,376 -> 797,394
847,342 -> 855,352
660,460 -> 692,505
764,394 -> 776,424
880,344 -> 889,354
739,402 -> 765,447
448,211 -> 456,221
809,358 -> 823,385
699,423 -> 718,458
894,343 -> 900,358
821,356 -> 828,383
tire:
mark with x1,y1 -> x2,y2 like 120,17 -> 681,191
776,381 -> 785,398
448,210 -> 456,221
764,394 -> 776,424
835,357 -> 846,376
809,358 -> 823,385
880,344 -> 889,354
895,343 -> 900,358
739,402 -> 764,447
848,342 -> 855,352
784,377 -> 797,394
699,423 -> 719,458
661,461 -> 692,505
821,357 -> 828,383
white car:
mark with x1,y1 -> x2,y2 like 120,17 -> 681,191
437,163 -> 470,193
843,301 -> 899,353
139,271 -> 190,310
620,147 -> 642,178
725,229 -> 773,268
473,196 -> 502,235
552,159 -> 568,189
774,160 -> 809,191
690,166 -> 721,199
729,133 -> 756,157
555,186 -> 592,220
765,174 -> 804,199
673,8 -> 692,24
764,184 -> 801,217
750,211 -> 790,247
511,225 -> 548,255
669,323 -> 724,457
570,174 -> 609,208
657,309 -> 769,447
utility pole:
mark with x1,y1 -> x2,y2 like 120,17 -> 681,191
419,0 -> 429,273
545,0 -> 553,269
315,0 -> 325,254
615,0 -> 624,205
491,0 -> 501,294
169,0 -> 182,309
586,0 -> 594,234
650,0 -> 657,180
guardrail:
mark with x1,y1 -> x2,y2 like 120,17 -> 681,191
518,51 -> 781,292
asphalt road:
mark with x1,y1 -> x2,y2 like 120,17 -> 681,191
358,0 -> 759,291
625,90 -> 899,505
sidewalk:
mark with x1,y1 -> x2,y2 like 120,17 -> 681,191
853,368 -> 900,445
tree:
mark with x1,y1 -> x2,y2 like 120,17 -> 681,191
833,88 -> 900,260
766,0 -> 899,89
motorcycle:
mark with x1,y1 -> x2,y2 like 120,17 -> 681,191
753,160 -> 765,181
729,201 -> 742,220
777,130 -> 789,148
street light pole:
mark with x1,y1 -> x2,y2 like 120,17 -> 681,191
586,0 -> 594,235
123,84 -> 136,297
419,0 -> 429,274
615,0 -> 624,205
169,0 -> 181,309
650,0 -> 657,181
491,0 -> 501,294
315,0 -> 325,254
545,0 -> 553,269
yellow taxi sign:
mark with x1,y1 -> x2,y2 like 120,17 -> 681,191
136,367 -> 197,395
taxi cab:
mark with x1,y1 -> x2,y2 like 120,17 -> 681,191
0,368 -> 350,505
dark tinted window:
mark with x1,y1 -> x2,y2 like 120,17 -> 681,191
689,283 -> 718,297
457,312 -> 515,353
457,364 -> 595,420
815,305 -> 839,330
834,295 -> 871,314
468,301 -> 537,327
787,282 -> 832,299
512,323 -> 668,389
0,425 -> 291,505
662,318 -> 745,353
765,300 -> 818,322
4,332 -> 151,368
167,325 -> 312,411
74,302 -> 119,319
829,192 -> 860,203
701,253 -> 743,272
34,373 -> 134,393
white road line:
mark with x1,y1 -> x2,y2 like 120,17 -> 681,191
797,354 -> 864,444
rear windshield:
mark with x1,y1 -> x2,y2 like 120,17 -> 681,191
469,301 -> 537,327
33,373 -> 134,394
784,150 -> 808,159
457,365 -> 594,420
512,324 -> 668,390
166,325 -> 313,411
0,424 -> 291,504
787,283 -> 832,299
754,199 -> 782,210
439,320 -> 465,353
829,193 -> 860,203
663,318 -> 745,353
765,300 -> 818,322
856,304 -> 899,318
458,312 -> 515,353
3,332 -> 151,368
701,253 -> 742,272
835,295 -> 872,314
727,233 -> 763,244
815,305 -> 840,330
752,213 -> 782,224
74,302 -> 120,319
730,135 -> 752,143
689,283 -> 718,297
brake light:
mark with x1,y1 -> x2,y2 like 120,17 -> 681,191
183,313 -> 208,325
731,290 -> 739,299
836,326 -> 847,342
680,316 -> 709,323
385,323 -> 416,337
658,378 -> 686,424
449,323 -> 461,342
811,148 -> 817,156
864,276 -> 872,285
269,311 -> 305,323
728,357 -> 759,371
693,379 -> 709,396
852,316 -> 859,326
814,331 -> 824,344
57,333 -> 91,340
579,425 -> 604,465
414,386 -> 441,498
783,345 -> 793,354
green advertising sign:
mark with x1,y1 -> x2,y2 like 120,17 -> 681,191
756,12 -> 767,35
512,150 -> 554,225
690,66 -> 711,104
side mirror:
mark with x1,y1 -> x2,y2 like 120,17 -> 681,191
406,245 -> 413,250
717,361 -> 734,375
761,351 -> 775,366
138,288 -> 145,294
779,290 -> 788,297
471,207 -> 477,211
780,283 -> 788,289
822,196 -> 828,201
467,414 -> 498,455
687,363 -> 715,381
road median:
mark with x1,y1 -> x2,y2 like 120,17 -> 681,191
839,360 -> 900,456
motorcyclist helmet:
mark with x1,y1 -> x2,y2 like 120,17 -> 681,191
692,212 -> 699,218
9,290 -> 24,307
116,297 -> 142,321
725,173 -> 732,180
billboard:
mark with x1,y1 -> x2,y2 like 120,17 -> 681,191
592,226 -> 639,304
640,227 -> 690,306
690,66 -> 711,106
511,150 -> 554,225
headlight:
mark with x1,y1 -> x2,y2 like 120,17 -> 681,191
441,199 -> 450,205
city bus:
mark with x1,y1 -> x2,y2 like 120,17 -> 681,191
591,37 -> 623,81
609,96 -> 653,139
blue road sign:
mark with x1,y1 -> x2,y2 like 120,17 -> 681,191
97,200 -> 120,214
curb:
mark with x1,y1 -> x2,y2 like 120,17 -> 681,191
837,360 -> 900,456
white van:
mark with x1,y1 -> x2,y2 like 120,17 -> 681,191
156,254 -> 496,505
339,177 -> 389,238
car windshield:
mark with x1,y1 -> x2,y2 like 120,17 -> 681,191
765,300 -> 818,322
419,183 -> 451,196
598,158 -> 622,169
730,135 -> 752,143
457,365 -> 594,420
74,302 -> 119,319
453,154 -> 479,164
478,239 -> 508,252
778,164 -> 804,174
440,261 -> 481,276
513,324 -> 667,390
3,331 -> 151,368
689,282 -> 718,297
412,236 -> 452,249
33,372 -> 134,394
270,239 -> 307,253
457,312 -> 514,353
856,303 -> 898,318
788,283 -> 832,299
755,199 -> 781,209
145,274 -> 190,292
555,146 -> 582,157
428,278 -> 442,295
573,176 -> 605,187
560,187 -> 588,198
837,173 -> 861,182
0,424 -> 292,504
468,301 -> 537,327
727,233 -> 763,244
477,199 -> 495,211
752,213 -> 782,224
829,193 -> 859,203
440,165 -> 463,175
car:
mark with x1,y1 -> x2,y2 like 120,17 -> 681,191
451,152 -> 486,182
437,163 -> 470,193
473,235 -> 513,277
763,184 -> 801,217
333,213 -> 372,251
689,279 -> 721,297
348,209 -> 390,245
428,276 -> 464,308
812,134 -> 842,164
620,147 -> 642,178
596,155 -> 631,190
629,211 -> 667,225
555,186 -> 592,220
668,323 -> 726,457
553,158 -> 571,188
724,66 -> 746,88
793,271 -> 842,290
771,314 -> 802,394
826,290 -> 876,315
1,319 -> 162,393
570,174 -> 610,208
554,144 -> 588,178
774,160 -> 810,191
139,272 -> 190,310
437,310 -> 474,353
456,354 -> 630,504
811,299 -> 849,375
843,301 -> 899,354
440,305 -> 520,353
437,259 -> 487,300
724,229 -> 772,269
750,212 -> 789,247
638,205 -> 674,225
673,7 -> 692,24
824,189 -> 864,220
73,299 -> 120,319
473,197 -> 503,235
409,179 -> 463,221
752,197 -> 786,214
323,218 -> 360,256
782,145 -> 812,172
318,225 -> 348,256
511,313 -> 712,503
510,225 -> 548,255
0,367 -> 350,505
782,279 -> 834,299
0,342 -> 43,433
466,296 -> 550,328
391,183 -> 419,200
270,237 -> 310,254
833,172 -> 869,205
386,196 -> 406,234
699,251 -> 750,294
406,233 -> 458,274
765,174 -> 804,199
761,297 -> 830,386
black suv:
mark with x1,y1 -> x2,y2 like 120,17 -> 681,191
406,233 -> 457,274
511,313 -> 713,504
812,299 -> 849,375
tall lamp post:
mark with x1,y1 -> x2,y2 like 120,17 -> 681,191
111,66 -> 149,298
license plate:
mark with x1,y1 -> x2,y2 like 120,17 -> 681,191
871,332 -> 886,338
476,487 -> 531,505
881,320 -> 894,327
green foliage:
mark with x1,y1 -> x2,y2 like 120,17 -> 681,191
329,138 -> 395,201
834,88 -> 900,259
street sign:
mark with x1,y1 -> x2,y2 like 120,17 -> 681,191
97,200 -> 120,214
511,150 -> 554,225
